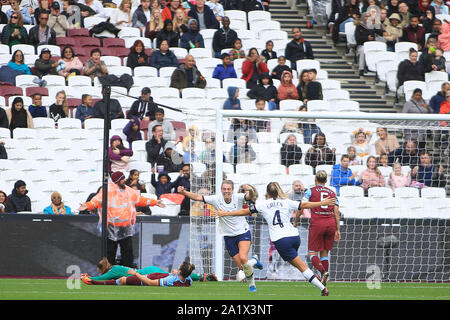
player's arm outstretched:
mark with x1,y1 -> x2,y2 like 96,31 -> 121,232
177,186 -> 204,202
293,197 -> 336,227
217,207 -> 251,217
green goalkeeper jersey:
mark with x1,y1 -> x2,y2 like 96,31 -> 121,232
90,265 -> 167,281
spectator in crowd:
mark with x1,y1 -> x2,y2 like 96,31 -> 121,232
132,0 -> 152,32
47,1 -> 68,37
172,163 -> 191,215
83,48 -> 109,81
223,86 -> 241,110
402,88 -> 433,114
0,190 -> 8,213
397,48 -> 425,89
156,19 -> 180,48
128,87 -> 158,121
199,136 -> 217,167
7,49 -> 31,74
247,73 -> 279,110
57,46 -> 83,78
172,7 -> 189,35
180,18 -> 205,49
125,169 -> 147,194
78,0 -> 106,18
297,69 -> 309,100
253,99 -> 271,131
170,54 -> 206,92
374,127 -> 400,155
111,0 -> 132,29
187,0 -> 219,30
423,47 -> 446,72
75,94 -> 94,125
93,87 -> 125,120
332,0 -> 360,45
122,116 -> 143,148
397,1 -> 411,27
229,134 -> 256,166
347,145 -> 361,165
28,93 -> 47,118
148,108 -> 176,141
401,15 -> 426,50
431,0 -> 448,14
438,20 -> 450,52
7,0 -> 33,24
156,141 -> 184,172
0,107 -> 8,128
162,0 -> 185,21
49,90 -> 68,127
429,18 -> 442,39
261,40 -> 277,62
358,155 -> 386,194
206,0 -> 224,21
43,192 -> 72,215
212,16 -> 237,58
388,162 -> 411,191
212,52 -> 237,81
34,47 -> 59,78
271,55 -> 291,81
420,4 -> 436,33
297,104 -> 322,144
284,27 -> 314,70
240,0 -> 264,12
151,170 -> 177,198
383,13 -> 403,51
28,11 -> 55,46
280,134 -> 303,168
355,12 -> 384,76
305,132 -> 336,169
388,140 -> 420,167
350,127 -> 373,159
229,38 -> 245,61
439,90 -> 450,127
109,135 -> 133,173
34,0 -> 50,23
289,180 -> 306,201
227,118 -> 257,143
1,12 -> 28,47
330,154 -> 360,195
241,48 -> 269,90
411,151 -> 446,187
6,97 -> 34,136
5,180 -> 31,213
145,7 -> 164,40
418,36 -> 438,67
146,124 -> 168,165
182,125 -> 200,153
299,69 -> 323,104
277,70 -> 299,101
378,153 -> 390,168
386,0 -> 399,16
0,2 -> 8,24
126,39 -> 150,69
149,39 -> 179,70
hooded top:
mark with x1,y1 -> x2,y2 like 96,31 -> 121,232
156,20 -> 180,48
156,141 -> 184,173
247,72 -> 279,104
223,86 -> 241,110
277,70 -> 299,101
5,181 -> 31,213
180,19 -> 205,50
108,135 -> 133,172
122,116 -> 143,147
151,171 -> 178,199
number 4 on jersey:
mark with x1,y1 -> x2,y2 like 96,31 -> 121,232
272,210 -> 284,228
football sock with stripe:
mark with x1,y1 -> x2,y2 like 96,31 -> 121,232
320,257 -> 329,272
302,268 -> 325,291
309,255 -> 325,274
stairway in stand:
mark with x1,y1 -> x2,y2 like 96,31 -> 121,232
268,0 -> 398,113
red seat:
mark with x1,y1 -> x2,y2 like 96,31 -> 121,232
0,86 -> 24,105
26,87 -> 49,97
114,47 -> 130,58
67,98 -> 82,117
103,38 -> 125,48
67,28 -> 90,38
73,46 -> 90,57
171,121 -> 186,130
79,37 -> 101,48
99,47 -> 116,56
56,37 -> 76,47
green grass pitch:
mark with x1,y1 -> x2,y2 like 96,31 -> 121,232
0,279 -> 449,300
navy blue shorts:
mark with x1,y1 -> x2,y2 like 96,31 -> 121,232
224,230 -> 251,257
273,236 -> 300,262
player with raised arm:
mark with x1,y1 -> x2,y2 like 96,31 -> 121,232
218,181 -> 336,296
178,180 -> 263,292
294,170 -> 340,287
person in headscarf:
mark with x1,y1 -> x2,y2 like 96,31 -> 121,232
179,19 -> 204,49
122,116 -> 143,148
43,192 -> 72,215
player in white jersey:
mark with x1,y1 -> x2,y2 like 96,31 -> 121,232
178,180 -> 263,292
218,182 -> 336,296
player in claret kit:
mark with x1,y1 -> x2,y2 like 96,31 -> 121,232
294,170 -> 340,287
178,180 -> 263,292
218,182 -> 336,296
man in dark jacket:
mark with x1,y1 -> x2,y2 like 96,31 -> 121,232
212,16 -> 237,58
28,11 -> 56,47
170,54 -> 206,92
401,15 -> 425,50
131,0 -> 151,32
6,180 -> 32,213
156,142 -> 184,173
128,87 -> 158,121
146,124 -> 168,165
284,27 -> 314,70
388,140 -> 420,168
93,87 -> 125,121
188,0 -> 219,30
172,163 -> 191,215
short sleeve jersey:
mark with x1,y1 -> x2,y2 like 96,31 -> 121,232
304,185 -> 339,225
159,273 -> 192,287
203,193 -> 248,237
250,198 -> 301,242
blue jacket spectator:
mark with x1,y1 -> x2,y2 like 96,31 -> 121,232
7,2 -> 33,25
149,40 -> 179,70
223,86 -> 241,110
28,94 -> 47,118
212,53 -> 237,81
75,94 -> 94,124
151,171 -> 178,199
429,82 -> 449,113
330,155 -> 360,195
180,19 -> 204,50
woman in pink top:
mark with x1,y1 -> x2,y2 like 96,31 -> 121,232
58,46 -> 83,78
388,162 -> 411,191
359,155 -> 386,194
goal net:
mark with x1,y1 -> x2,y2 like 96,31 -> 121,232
188,109 -> 450,282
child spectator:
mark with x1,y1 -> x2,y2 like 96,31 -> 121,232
75,94 -> 94,126
277,70 -> 299,101
212,53 -> 237,81
125,169 -> 147,194
261,40 -> 277,62
223,86 -> 241,110
28,93 -> 47,118
49,90 -> 68,127
350,128 -> 373,159
229,38 -> 245,61
151,170 -> 177,199
247,73 -> 279,110
145,7 -> 164,40
347,146 -> 361,165
358,155 -> 386,194
271,56 -> 291,81
388,162 -> 411,190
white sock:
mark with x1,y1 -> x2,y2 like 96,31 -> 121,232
243,263 -> 256,287
302,268 -> 325,291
